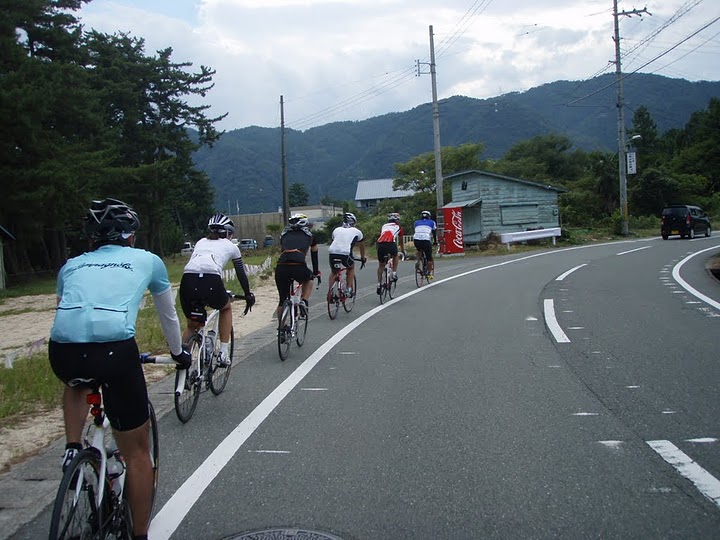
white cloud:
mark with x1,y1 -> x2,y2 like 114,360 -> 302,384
77,0 -> 720,130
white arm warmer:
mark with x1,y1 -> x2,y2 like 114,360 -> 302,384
151,288 -> 183,356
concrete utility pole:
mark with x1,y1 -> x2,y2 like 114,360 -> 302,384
280,95 -> 290,224
613,0 -> 650,236
417,25 -> 444,246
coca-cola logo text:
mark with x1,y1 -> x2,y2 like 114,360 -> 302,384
450,209 -> 463,250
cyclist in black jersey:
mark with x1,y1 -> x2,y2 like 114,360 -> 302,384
274,213 -> 320,322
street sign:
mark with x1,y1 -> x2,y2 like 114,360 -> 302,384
627,151 -> 637,175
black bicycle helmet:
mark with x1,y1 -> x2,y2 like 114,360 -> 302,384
208,213 -> 235,235
388,213 -> 401,223
84,198 -> 140,243
343,212 -> 357,227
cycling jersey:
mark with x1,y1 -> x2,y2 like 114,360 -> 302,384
328,226 -> 363,255
377,222 -> 403,243
50,244 -> 170,343
277,227 -> 318,265
183,237 -> 242,275
413,218 -> 437,241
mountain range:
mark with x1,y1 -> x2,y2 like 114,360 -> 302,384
191,73 -> 720,214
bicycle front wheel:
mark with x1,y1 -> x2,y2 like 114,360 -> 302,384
210,326 -> 233,395
296,305 -> 308,347
277,302 -> 291,361
415,264 -> 425,288
148,401 -> 159,517
174,335 -> 201,423
327,280 -> 339,320
49,448 -> 106,540
343,275 -> 357,313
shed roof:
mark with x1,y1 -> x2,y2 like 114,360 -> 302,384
445,170 -> 568,193
355,178 -> 415,201
443,197 -> 482,209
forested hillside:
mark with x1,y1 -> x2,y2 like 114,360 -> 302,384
193,74 -> 720,213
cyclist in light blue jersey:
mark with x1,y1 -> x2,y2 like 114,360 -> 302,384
49,198 -> 191,540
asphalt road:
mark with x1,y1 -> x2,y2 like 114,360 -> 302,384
8,236 -> 720,539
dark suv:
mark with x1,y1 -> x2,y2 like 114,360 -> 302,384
661,204 -> 711,239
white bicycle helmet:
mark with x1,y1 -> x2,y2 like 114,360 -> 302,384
388,213 -> 400,223
289,213 -> 308,228
208,213 -> 235,235
343,212 -> 357,227
421,210 -> 432,219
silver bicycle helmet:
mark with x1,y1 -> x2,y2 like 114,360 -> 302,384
421,210 -> 432,219
343,212 -> 357,227
388,213 -> 401,223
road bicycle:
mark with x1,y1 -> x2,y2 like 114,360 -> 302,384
327,256 -> 364,320
48,353 -> 171,540
175,292 -> 246,423
277,275 -> 318,361
378,253 -> 398,304
415,248 -> 431,288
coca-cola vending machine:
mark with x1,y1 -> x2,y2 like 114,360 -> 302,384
442,207 -> 464,254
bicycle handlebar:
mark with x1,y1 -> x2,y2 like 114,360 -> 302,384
139,353 -> 176,365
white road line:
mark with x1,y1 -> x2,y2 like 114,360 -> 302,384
300,388 -> 328,391
617,246 -> 652,256
686,438 -> 718,444
544,299 -> 570,343
647,440 -> 720,508
556,264 -> 587,281
249,450 -> 291,454
672,245 -> 720,311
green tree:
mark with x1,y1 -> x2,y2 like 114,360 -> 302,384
289,182 -> 310,206
393,142 -> 486,193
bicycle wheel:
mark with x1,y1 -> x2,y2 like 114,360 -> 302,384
296,305 -> 308,347
210,326 -> 233,395
415,262 -> 425,288
49,448 -> 106,540
343,275 -> 357,313
174,335 -> 201,423
277,302 -> 291,361
379,267 -> 388,304
148,401 -> 159,516
327,279 -> 340,320
388,268 -> 397,299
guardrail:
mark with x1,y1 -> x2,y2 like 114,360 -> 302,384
498,227 -> 562,250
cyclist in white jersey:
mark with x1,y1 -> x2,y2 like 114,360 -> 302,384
48,198 -> 192,540
179,213 -> 255,367
413,210 -> 438,279
327,212 -> 367,298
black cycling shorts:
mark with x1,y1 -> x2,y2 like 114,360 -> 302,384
328,254 -> 354,272
49,338 -> 149,432
179,273 -> 229,323
376,242 -> 398,262
275,264 -> 313,306
414,239 -> 433,262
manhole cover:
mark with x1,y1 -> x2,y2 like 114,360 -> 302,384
223,529 -> 345,540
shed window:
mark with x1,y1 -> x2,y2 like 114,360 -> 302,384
500,204 -> 539,225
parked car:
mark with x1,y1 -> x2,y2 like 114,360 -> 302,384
239,238 -> 257,250
263,235 -> 275,248
180,241 -> 194,256
661,204 -> 711,240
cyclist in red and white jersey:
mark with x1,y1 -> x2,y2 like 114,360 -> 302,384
375,213 -> 405,294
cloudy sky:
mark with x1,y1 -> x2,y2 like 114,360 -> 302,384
76,0 -> 720,131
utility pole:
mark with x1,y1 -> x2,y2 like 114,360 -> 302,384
280,95 -> 289,224
417,25 -> 444,248
613,0 -> 650,236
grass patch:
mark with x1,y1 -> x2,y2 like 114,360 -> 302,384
0,353 -> 64,424
0,307 -> 53,317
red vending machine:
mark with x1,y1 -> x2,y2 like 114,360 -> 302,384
441,207 -> 465,255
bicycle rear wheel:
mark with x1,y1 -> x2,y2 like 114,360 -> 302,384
379,268 -> 388,304
174,335 -> 201,423
327,279 -> 340,320
296,305 -> 308,347
388,270 -> 397,299
210,326 -> 233,395
49,448 -> 106,540
343,275 -> 357,313
277,302 -> 291,361
415,264 -> 425,288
